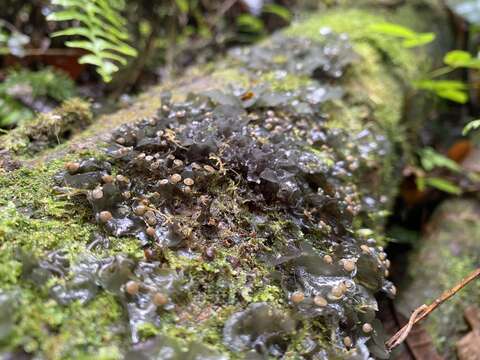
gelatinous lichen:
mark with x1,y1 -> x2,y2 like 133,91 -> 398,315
44,30 -> 397,359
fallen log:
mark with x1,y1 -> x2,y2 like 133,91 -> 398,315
0,2 -> 451,359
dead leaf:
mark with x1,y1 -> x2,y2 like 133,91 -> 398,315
402,318 -> 443,360
241,91 -> 254,101
447,140 -> 472,163
456,306 -> 480,360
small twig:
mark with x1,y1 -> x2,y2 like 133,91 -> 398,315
386,267 -> 480,350
386,305 -> 428,349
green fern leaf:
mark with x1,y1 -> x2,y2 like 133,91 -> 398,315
47,0 -> 137,82
51,27 -> 93,39
463,119 -> 480,135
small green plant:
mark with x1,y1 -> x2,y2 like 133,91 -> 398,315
414,79 -> 468,103
444,50 -> 480,69
47,0 -> 137,82
463,119 -> 480,135
370,20 -> 479,194
416,176 -> 462,195
0,68 -> 76,128
416,148 -> 462,195
368,22 -> 435,48
369,21 -> 480,104
414,50 -> 480,103
418,147 -> 461,172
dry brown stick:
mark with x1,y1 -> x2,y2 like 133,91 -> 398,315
386,267 -> 480,350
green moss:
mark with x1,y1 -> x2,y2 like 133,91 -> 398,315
0,160 -> 94,253
136,322 -> 160,341
154,306 -> 236,357
0,98 -> 92,156
10,293 -> 123,359
0,157 -> 130,358
251,285 -> 283,303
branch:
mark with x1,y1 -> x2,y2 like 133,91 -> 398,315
386,267 -> 480,350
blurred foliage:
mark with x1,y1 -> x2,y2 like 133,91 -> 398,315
387,225 -> 420,244
463,119 -> 480,135
444,50 -> 480,69
368,22 -> 435,48
1,67 -> 76,101
416,148 -> 462,195
0,68 -> 76,128
0,0 -> 293,129
369,21 -> 480,105
415,79 -> 468,103
47,0 -> 138,82
0,0 -> 293,88
416,176 -> 462,195
418,147 -> 461,173
370,21 -> 480,195
415,49 -> 480,103
0,20 -> 30,56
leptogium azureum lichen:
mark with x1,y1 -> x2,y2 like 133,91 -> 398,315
23,32 -> 395,359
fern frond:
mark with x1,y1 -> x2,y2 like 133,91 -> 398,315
47,0 -> 137,82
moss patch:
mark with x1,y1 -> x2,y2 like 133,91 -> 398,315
0,157 -> 139,358
0,98 -> 92,156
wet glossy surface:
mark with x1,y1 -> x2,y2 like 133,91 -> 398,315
49,33 -> 395,358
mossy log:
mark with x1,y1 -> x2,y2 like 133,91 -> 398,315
0,2 -> 450,359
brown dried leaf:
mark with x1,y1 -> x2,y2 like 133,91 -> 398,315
456,306 -> 480,360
